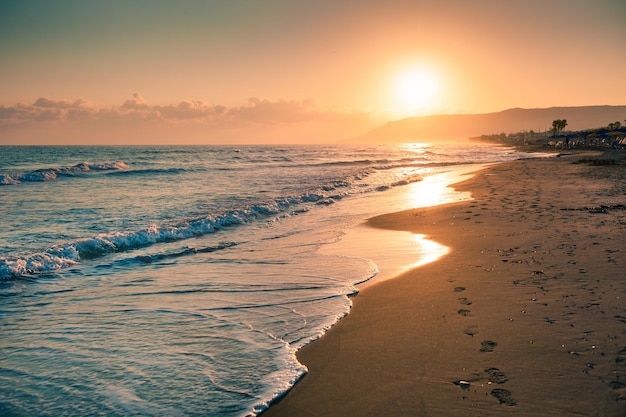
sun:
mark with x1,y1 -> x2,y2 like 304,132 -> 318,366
392,67 -> 440,114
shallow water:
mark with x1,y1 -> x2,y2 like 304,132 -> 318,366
0,144 -> 544,416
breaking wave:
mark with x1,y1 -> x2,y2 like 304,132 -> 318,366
0,161 -> 129,185
0,171 -> 419,280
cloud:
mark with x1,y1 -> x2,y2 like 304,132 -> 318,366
0,94 -> 383,144
34,97 -> 87,109
1,94 -> 373,125
157,100 -> 227,121
227,97 -> 318,124
0,104 -> 30,120
1,98 -> 89,124
120,92 -> 149,110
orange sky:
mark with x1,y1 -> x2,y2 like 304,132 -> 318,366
1,0 -> 625,144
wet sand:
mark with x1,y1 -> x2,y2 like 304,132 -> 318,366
263,151 -> 626,416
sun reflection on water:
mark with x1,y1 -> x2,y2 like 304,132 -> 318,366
407,233 -> 449,269
321,164 -> 489,288
405,168 -> 475,208
321,225 -> 450,289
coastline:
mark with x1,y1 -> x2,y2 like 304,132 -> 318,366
262,151 -> 626,416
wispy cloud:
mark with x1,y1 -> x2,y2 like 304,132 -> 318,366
0,94 -> 383,144
1,93 -> 366,125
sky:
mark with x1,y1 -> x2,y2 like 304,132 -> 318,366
1,0 -> 625,145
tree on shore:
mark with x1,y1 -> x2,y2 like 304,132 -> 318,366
551,119 -> 567,135
608,121 -> 622,130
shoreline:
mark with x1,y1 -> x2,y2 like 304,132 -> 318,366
262,151 -> 626,416
317,163 -> 487,290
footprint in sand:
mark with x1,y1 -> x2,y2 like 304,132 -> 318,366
480,340 -> 498,352
458,297 -> 472,305
486,367 -> 508,384
609,380 -> 626,401
464,325 -> 479,337
491,388 -> 517,406
457,309 -> 472,317
454,286 -> 466,292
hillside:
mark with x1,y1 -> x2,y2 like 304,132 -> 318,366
351,105 -> 626,144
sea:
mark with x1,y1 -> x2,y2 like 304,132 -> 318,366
0,143 -> 543,416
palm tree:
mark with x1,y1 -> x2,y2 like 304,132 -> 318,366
551,119 -> 567,135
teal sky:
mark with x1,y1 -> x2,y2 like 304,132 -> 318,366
1,0 -> 625,144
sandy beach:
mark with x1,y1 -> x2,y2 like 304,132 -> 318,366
263,151 -> 626,416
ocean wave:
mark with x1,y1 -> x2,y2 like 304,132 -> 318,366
125,242 -> 238,265
0,167 -> 421,280
0,161 -> 129,185
290,156 -> 430,170
105,167 -> 188,177
0,194 -> 312,280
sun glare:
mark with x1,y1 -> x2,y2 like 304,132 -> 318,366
393,67 -> 440,114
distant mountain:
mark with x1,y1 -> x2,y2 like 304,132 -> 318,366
351,105 -> 626,144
